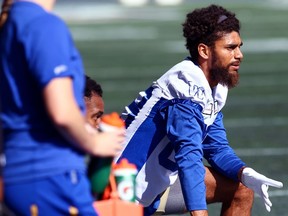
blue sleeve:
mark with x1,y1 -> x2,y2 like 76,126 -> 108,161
25,15 -> 82,88
203,112 -> 246,181
165,100 -> 207,211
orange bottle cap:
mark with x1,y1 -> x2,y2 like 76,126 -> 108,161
101,112 -> 125,128
113,158 -> 136,170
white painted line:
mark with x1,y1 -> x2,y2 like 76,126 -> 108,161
268,189 -> 288,197
53,4 -> 127,21
54,3 -> 183,22
227,95 -> 286,106
70,26 -> 158,41
53,2 -> 288,22
164,38 -> 288,53
243,38 -> 288,53
239,77 -> 288,87
225,117 -> 288,128
254,189 -> 288,198
235,147 -> 288,157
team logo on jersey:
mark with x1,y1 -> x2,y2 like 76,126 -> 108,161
202,100 -> 219,116
54,64 -> 67,75
202,100 -> 219,127
192,85 -> 205,100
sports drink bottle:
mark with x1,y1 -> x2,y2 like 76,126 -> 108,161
113,158 -> 138,202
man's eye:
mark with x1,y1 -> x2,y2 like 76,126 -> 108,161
94,113 -> 103,120
96,114 -> 102,119
93,117 -> 100,122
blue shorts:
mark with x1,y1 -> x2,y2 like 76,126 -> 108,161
4,170 -> 97,216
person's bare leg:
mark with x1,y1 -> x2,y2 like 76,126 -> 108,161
205,166 -> 254,216
162,166 -> 253,215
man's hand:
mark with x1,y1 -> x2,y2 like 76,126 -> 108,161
241,167 -> 283,212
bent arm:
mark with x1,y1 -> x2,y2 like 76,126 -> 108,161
165,100 -> 207,212
203,112 -> 245,182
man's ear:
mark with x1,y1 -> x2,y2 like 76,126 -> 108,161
198,43 -> 209,60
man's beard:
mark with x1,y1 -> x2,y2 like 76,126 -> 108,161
210,53 -> 240,89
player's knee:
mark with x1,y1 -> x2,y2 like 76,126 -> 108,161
236,183 -> 254,203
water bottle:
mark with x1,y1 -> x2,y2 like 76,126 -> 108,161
88,112 -> 125,198
113,158 -> 138,202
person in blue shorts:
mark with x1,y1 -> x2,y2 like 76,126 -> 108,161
115,4 -> 283,216
0,0 -> 125,215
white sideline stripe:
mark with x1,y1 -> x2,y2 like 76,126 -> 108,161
70,26 -> 158,41
70,25 -> 288,55
54,4 -> 128,21
227,95 -> 286,106
239,77 -> 288,87
244,38 -> 288,53
224,117 -> 288,128
255,189 -> 288,198
268,190 -> 288,197
54,3 -> 183,23
235,78 -> 288,87
54,2 -> 288,22
235,147 -> 288,157
164,39 -> 288,53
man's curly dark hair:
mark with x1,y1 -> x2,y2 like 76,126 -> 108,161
85,75 -> 103,99
183,4 -> 240,63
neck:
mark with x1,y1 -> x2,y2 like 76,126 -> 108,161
0,0 -> 13,28
198,60 -> 217,88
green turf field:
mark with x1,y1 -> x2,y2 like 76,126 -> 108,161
58,1 -> 288,215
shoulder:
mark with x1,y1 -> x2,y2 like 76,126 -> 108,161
22,13 -> 72,51
27,13 -> 68,35
155,59 -> 211,108
11,2 -> 69,35
156,59 -> 196,90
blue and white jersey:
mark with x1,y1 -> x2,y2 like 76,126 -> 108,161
116,58 -> 245,213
